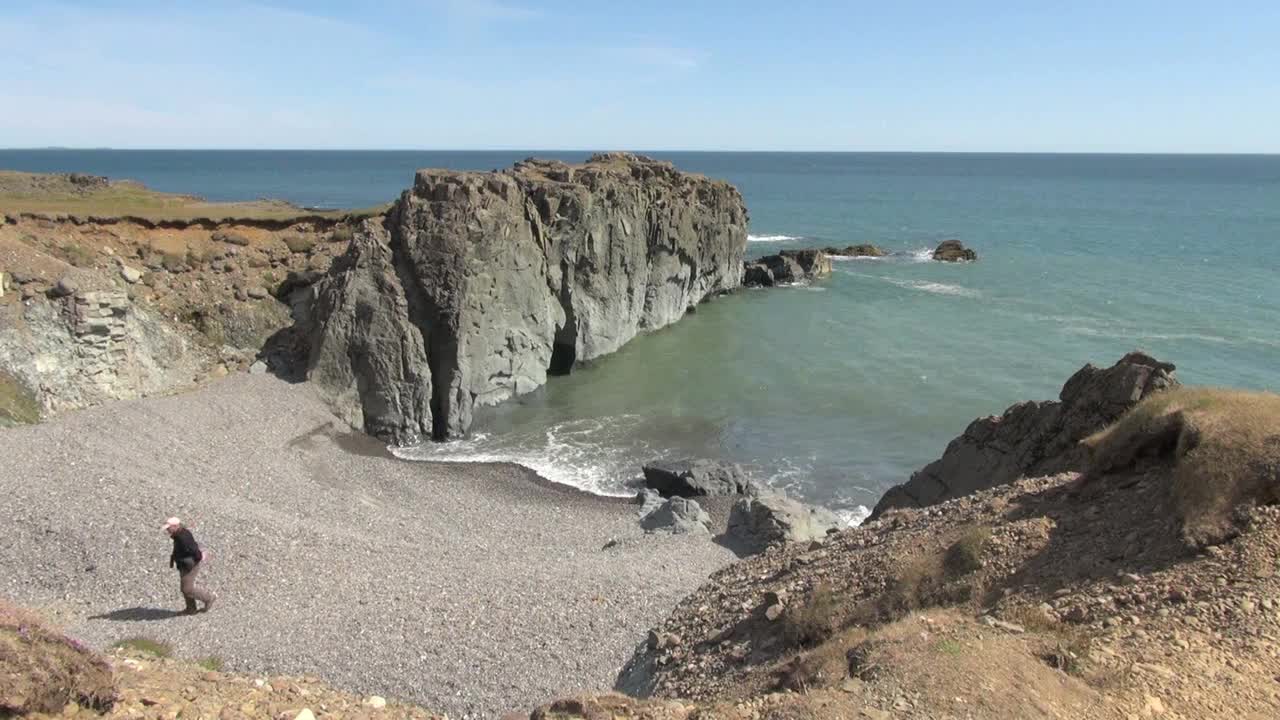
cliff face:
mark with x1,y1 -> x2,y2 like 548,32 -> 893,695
307,153 -> 749,443
871,351 -> 1178,518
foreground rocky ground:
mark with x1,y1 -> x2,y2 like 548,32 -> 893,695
2,599 -> 444,719
539,383 -> 1280,720
0,375 -> 735,718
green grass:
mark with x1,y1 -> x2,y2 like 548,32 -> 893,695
111,636 -> 172,657
935,639 -> 964,656
0,369 -> 40,426
0,170 -> 386,222
196,656 -> 224,672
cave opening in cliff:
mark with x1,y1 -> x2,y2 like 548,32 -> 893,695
549,338 -> 576,376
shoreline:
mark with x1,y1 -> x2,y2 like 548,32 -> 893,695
0,374 -> 736,718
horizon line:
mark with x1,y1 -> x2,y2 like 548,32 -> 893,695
3,147 -> 1279,157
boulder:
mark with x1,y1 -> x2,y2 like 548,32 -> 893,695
120,266 -> 143,284
727,493 -> 841,551
635,488 -> 664,517
742,262 -> 776,287
305,154 -> 748,443
742,250 -> 831,287
212,230 -> 252,247
246,286 -> 269,300
642,459 -> 756,497
50,276 -> 77,298
640,497 -> 712,535
829,244 -> 887,257
932,239 -> 977,262
274,269 -> 323,299
871,352 -> 1178,518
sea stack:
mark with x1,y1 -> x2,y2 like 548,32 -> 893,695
306,153 -> 749,443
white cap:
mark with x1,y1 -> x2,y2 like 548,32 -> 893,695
162,517 -> 182,531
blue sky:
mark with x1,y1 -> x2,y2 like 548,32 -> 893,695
2,1 -> 1277,152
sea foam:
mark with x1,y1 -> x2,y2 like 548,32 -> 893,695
748,234 -> 803,242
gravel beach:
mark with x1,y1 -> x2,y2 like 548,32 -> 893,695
0,375 -> 736,718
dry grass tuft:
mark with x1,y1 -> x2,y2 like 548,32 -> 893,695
282,234 -> 317,254
1083,387 -> 1280,546
944,525 -> 990,577
783,584 -> 840,649
329,225 -> 355,244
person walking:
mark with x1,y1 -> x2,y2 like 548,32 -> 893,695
163,517 -> 216,614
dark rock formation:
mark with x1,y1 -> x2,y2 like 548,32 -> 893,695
726,492 -> 841,552
823,244 -> 886,257
306,154 -> 748,443
871,352 -> 1178,518
932,239 -> 977,262
642,459 -> 757,497
742,249 -> 832,287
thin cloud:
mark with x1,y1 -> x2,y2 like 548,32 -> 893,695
437,0 -> 539,22
606,45 -> 704,70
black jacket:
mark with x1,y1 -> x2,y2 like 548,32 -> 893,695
170,528 -> 203,571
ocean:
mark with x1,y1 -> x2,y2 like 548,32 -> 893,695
4,149 -> 1279,521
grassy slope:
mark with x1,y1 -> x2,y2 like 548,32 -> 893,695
0,170 -> 387,222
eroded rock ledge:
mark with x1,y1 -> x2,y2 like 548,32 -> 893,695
306,153 -> 749,443
871,351 -> 1178,518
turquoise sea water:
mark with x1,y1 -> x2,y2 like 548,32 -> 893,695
4,150 -> 1278,520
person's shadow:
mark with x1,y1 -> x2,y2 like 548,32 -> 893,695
88,607 -> 183,621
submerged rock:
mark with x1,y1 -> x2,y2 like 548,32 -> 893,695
823,244 -> 887,257
306,154 -> 748,443
932,239 -> 977,262
742,249 -> 832,287
642,459 -> 757,497
872,351 -> 1178,518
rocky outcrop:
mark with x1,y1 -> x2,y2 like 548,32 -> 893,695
306,154 -> 748,443
727,492 -> 842,552
640,497 -> 712,534
932,239 -> 977,262
642,459 -> 758,497
742,249 -> 832,287
0,290 -> 204,423
871,352 -> 1178,517
823,244 -> 886,257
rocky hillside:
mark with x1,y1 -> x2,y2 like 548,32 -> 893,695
305,153 -> 749,443
872,352 -> 1179,518
0,173 -> 372,426
531,379 -> 1280,719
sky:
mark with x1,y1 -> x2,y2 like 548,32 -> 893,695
1,1 -> 1278,152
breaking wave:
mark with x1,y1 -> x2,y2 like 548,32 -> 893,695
882,277 -> 981,297
748,234 -> 803,242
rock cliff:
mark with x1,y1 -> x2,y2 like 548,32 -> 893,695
871,352 -> 1177,518
306,154 -> 749,443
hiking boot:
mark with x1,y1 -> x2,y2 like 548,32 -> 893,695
183,599 -> 199,615
202,593 -> 217,613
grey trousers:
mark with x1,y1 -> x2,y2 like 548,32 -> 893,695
179,562 -> 214,609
